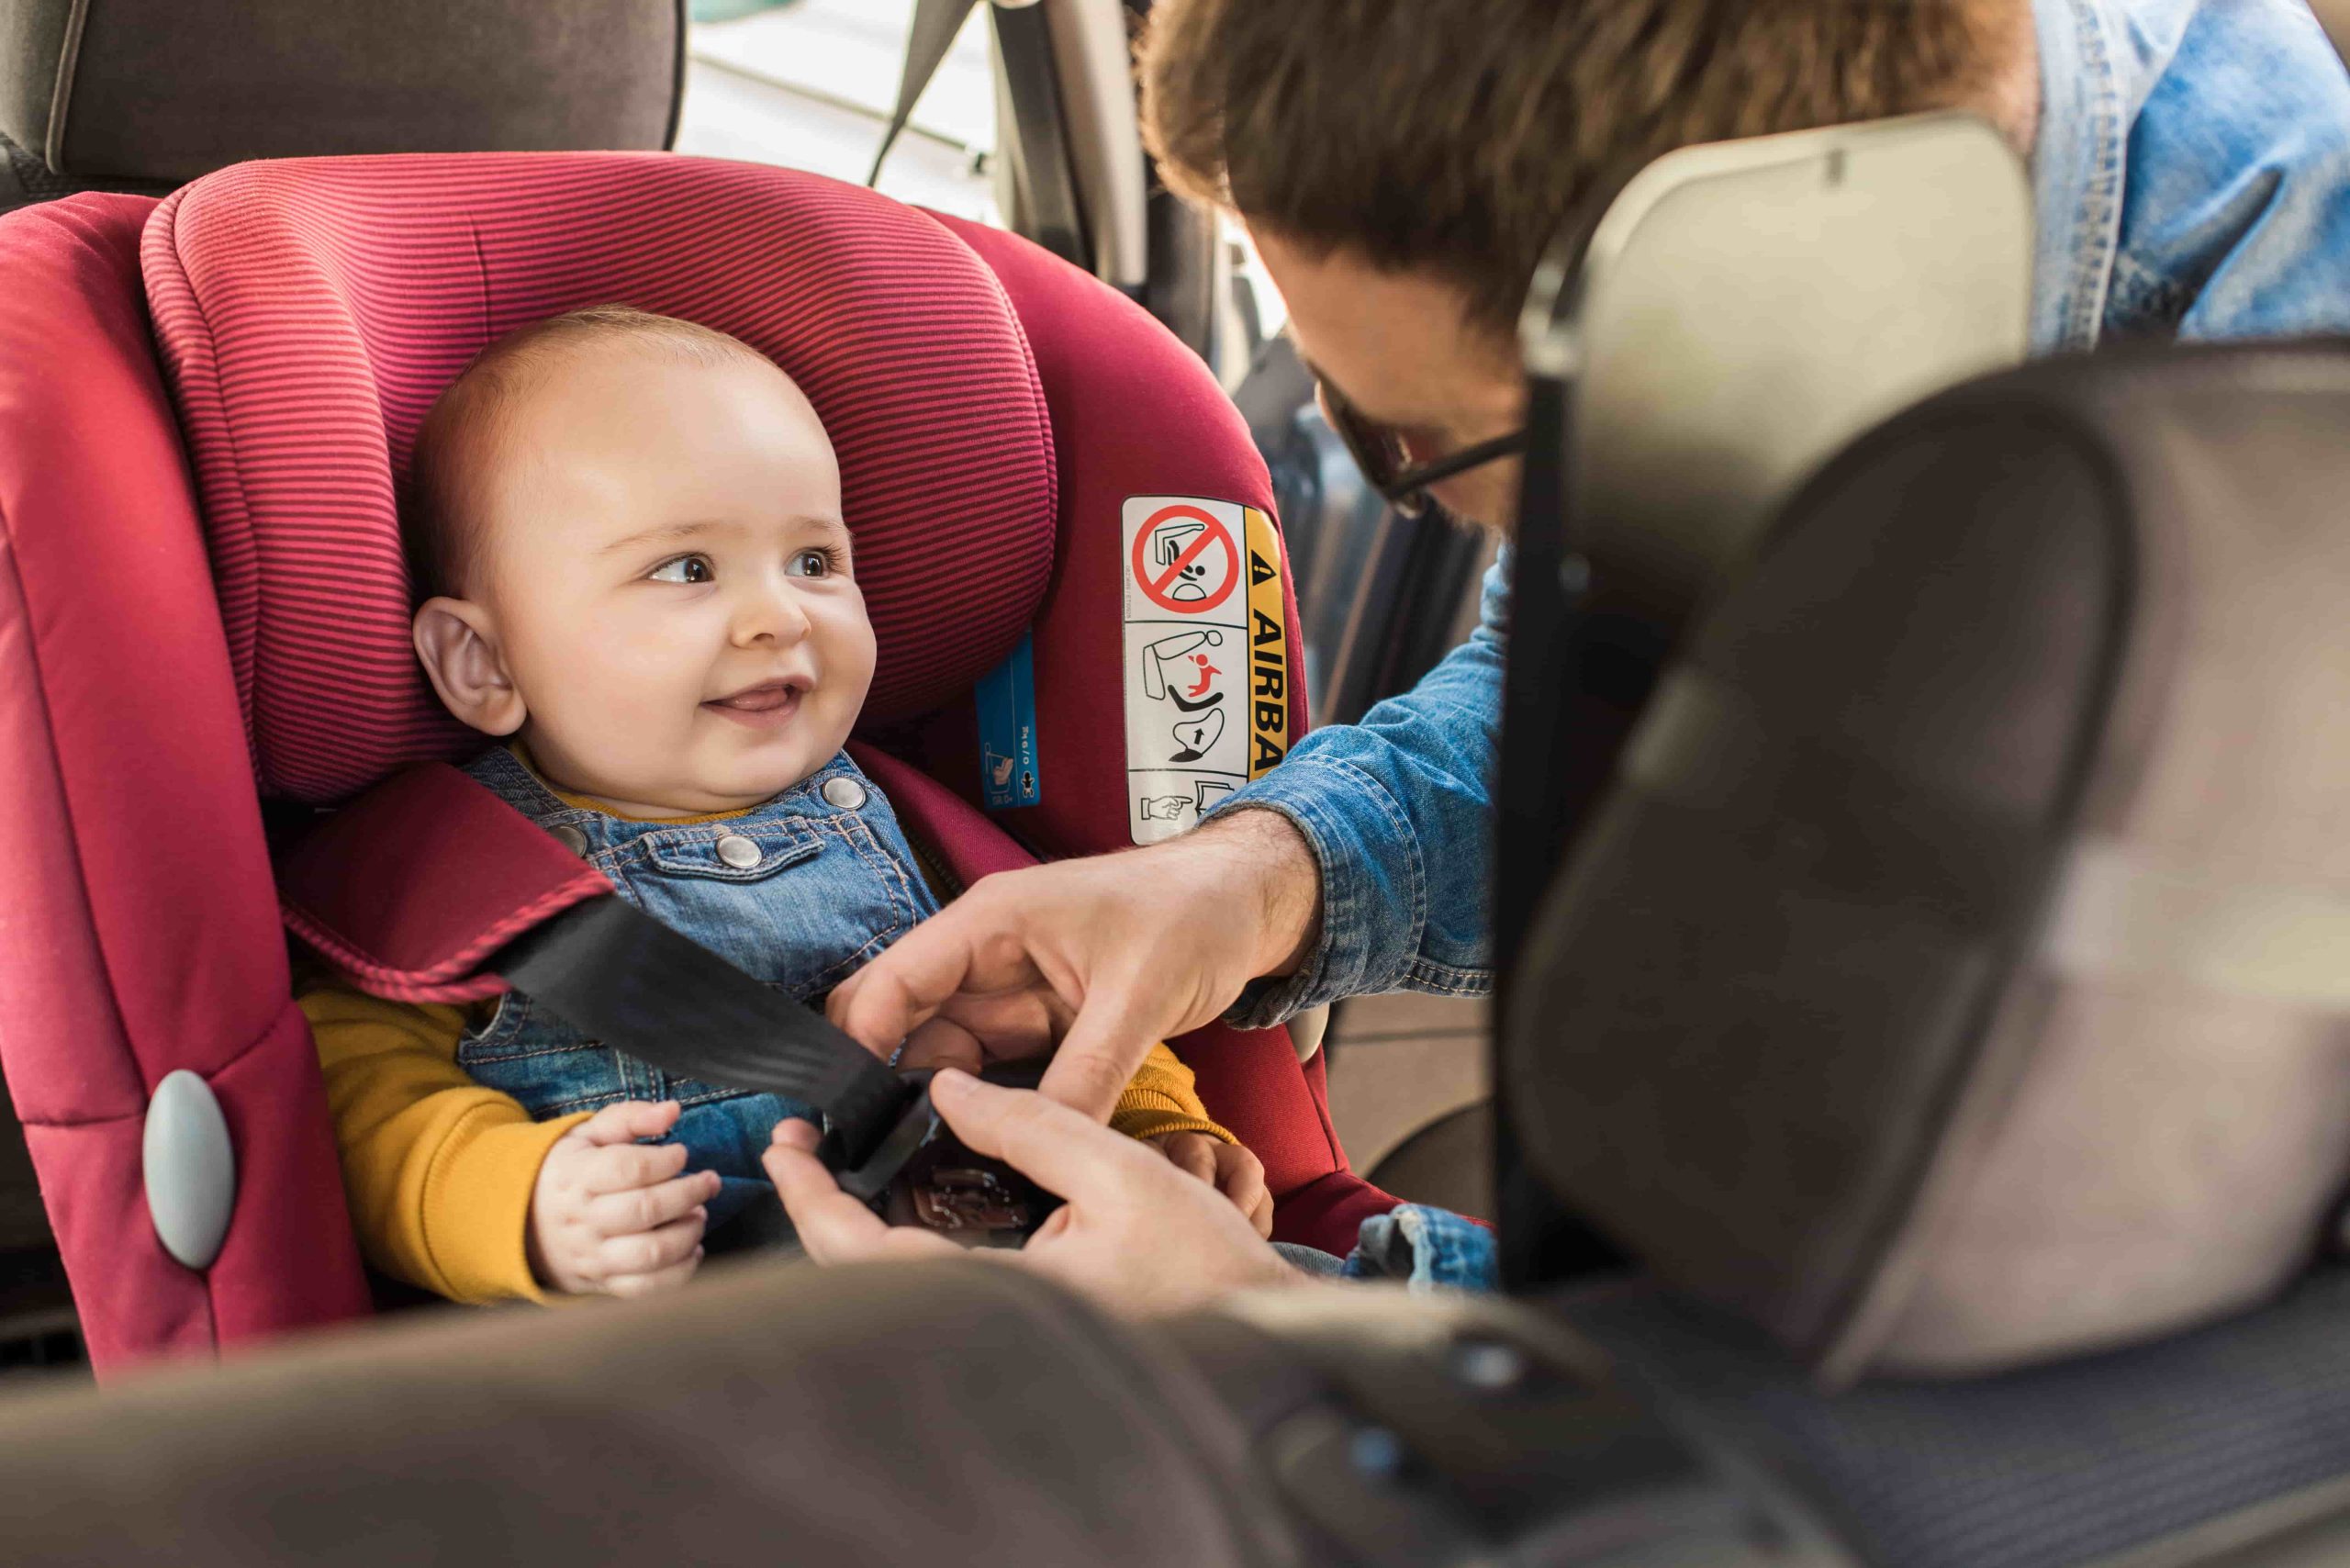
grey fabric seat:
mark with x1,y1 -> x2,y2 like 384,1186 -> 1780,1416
1365,1100 -> 1494,1221
1564,1274 -> 2350,1568
0,0 -> 686,213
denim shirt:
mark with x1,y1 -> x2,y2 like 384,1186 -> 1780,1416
459,745 -> 937,1234
1212,0 -> 2350,1290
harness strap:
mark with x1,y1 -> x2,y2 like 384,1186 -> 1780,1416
493,896 -> 918,1174
281,762 -> 923,1179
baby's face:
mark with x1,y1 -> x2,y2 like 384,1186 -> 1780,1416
446,344 -> 875,816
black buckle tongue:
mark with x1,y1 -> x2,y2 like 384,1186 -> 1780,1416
492,895 -> 1058,1242
494,896 -> 912,1162
827,1074 -> 941,1204
828,1064 -> 1063,1246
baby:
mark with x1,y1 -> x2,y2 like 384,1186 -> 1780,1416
301,307 -> 1268,1304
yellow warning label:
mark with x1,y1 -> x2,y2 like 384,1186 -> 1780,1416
1244,508 -> 1289,778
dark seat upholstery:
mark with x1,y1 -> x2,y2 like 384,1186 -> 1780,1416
0,0 -> 684,214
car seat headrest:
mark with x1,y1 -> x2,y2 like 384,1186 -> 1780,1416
140,153 -> 1056,802
3,1 -> 680,193
1506,341 -> 2350,1382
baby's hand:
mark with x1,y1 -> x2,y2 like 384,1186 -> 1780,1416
527,1100 -> 721,1298
1149,1131 -> 1273,1239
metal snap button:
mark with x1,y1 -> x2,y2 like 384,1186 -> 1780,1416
821,777 -> 867,812
715,833 -> 763,869
551,824 -> 590,857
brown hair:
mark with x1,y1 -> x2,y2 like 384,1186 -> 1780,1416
1138,0 -> 2029,342
402,305 -> 773,599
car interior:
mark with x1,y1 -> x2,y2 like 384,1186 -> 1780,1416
5,1 -> 2350,1563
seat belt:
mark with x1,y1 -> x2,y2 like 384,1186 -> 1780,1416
872,0 -> 1091,267
868,0 -> 980,186
492,897 -> 921,1189
989,1 -> 1091,266
279,762 -> 1048,1223
491,847 -> 1061,1232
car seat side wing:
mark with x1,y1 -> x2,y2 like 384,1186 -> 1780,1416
277,764 -> 612,1004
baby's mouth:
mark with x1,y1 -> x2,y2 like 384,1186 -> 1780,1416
705,679 -> 806,727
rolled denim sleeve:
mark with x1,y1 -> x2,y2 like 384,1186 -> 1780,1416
1208,550 -> 1510,1027
2086,0 -> 2350,346
1340,1204 -> 1499,1292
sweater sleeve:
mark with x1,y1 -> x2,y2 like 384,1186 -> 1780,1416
1108,1041 -> 1237,1146
298,985 -> 588,1306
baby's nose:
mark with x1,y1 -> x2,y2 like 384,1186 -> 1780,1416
738,583 -> 813,641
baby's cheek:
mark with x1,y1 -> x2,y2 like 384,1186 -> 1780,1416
845,621 -> 883,700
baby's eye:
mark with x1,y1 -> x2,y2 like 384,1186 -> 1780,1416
648,554 -> 714,585
785,548 -> 835,579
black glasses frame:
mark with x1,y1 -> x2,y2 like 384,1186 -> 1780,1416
1316,375 -> 1528,519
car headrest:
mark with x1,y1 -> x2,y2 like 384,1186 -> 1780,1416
3,0 -> 680,191
1507,340 -> 2350,1382
140,153 -> 1056,802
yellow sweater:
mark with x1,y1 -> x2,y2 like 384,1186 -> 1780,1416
304,751 -> 1229,1305
303,985 -> 1228,1305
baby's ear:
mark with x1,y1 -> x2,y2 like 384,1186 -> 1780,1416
412,598 -> 526,736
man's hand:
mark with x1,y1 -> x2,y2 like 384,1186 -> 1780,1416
1149,1131 -> 1273,1238
826,811 -> 1323,1120
527,1100 -> 719,1298
764,1070 -> 1309,1316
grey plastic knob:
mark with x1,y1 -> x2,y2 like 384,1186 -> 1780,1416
142,1069 -> 236,1271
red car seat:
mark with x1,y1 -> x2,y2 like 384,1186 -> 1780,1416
0,152 -> 1401,1372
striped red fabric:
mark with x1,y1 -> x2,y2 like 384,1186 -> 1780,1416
141,153 -> 1056,803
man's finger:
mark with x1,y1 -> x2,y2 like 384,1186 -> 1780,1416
585,1170 -> 718,1238
833,890 -> 1053,1059
1037,979 -> 1166,1122
827,902 -> 1001,1058
572,1100 -> 682,1147
906,990 -> 1067,1067
580,1139 -> 689,1195
897,1014 -> 987,1075
927,1070 -> 1158,1203
762,1140 -> 957,1265
1247,1190 -> 1275,1239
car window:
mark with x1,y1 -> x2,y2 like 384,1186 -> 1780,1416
675,0 -> 1000,225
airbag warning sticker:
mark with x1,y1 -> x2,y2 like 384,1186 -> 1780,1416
1123,496 -> 1288,844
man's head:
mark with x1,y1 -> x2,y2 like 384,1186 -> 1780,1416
1139,0 -> 2036,529
404,306 -> 876,818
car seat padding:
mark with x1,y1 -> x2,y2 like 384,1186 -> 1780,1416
0,192 -> 371,1367
0,158 -> 1392,1366
140,153 -> 1058,802
279,763 -> 613,1003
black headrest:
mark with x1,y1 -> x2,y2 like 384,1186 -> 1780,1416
1507,339 -> 2350,1382
2,0 -> 682,195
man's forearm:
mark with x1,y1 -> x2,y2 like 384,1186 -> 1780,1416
1189,805 -> 1324,980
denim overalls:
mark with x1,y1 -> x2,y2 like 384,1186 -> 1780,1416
458,746 -> 940,1238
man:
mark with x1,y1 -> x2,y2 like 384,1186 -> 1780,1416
777,0 -> 2350,1302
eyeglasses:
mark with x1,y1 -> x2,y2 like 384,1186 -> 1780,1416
1315,375 -> 1528,520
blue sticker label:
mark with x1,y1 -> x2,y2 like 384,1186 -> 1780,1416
975,631 -> 1041,811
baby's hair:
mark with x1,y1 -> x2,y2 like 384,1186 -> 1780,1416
401,305 -> 779,599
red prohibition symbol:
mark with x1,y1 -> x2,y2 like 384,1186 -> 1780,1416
1131,504 -> 1238,614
